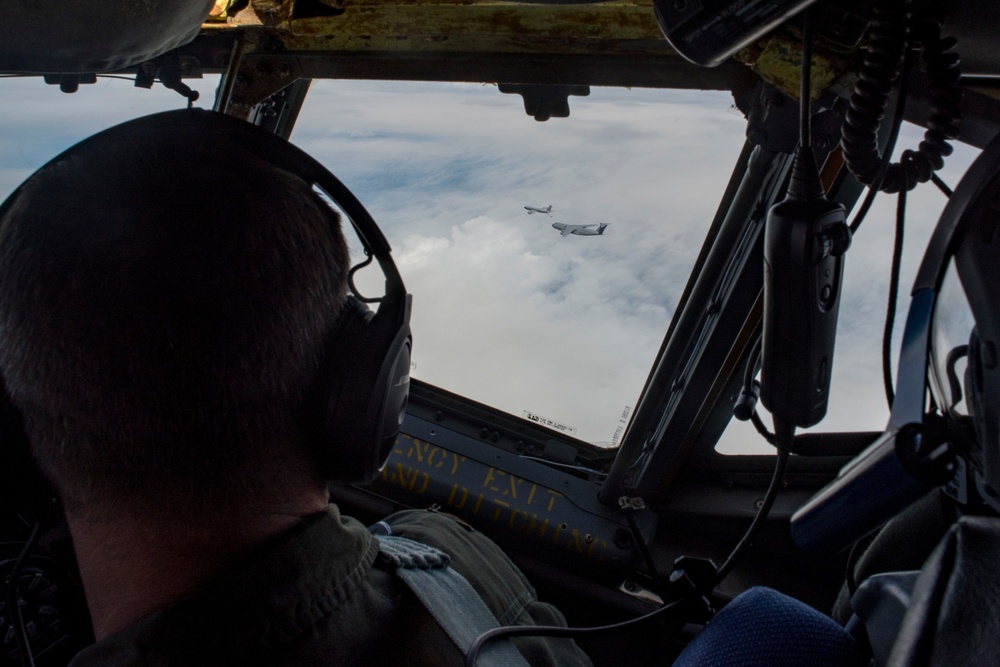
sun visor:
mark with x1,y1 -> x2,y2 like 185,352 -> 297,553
0,1 -> 214,73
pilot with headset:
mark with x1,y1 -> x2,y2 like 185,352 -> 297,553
0,109 -> 592,666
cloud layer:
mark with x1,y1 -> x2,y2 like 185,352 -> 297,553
0,76 -> 982,453
292,81 -> 747,443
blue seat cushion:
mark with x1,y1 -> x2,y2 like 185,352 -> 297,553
672,587 -> 864,667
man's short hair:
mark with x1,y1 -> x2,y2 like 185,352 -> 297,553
0,122 -> 351,520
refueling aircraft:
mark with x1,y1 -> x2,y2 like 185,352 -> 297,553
1,1 -> 1000,665
525,205 -> 554,216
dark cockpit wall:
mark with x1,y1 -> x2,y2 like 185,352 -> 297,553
3,2 -> 1000,666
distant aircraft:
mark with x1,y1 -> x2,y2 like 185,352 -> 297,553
525,205 -> 553,215
552,222 -> 609,237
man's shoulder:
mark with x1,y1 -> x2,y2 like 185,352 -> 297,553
386,509 -> 525,571
382,508 -> 593,667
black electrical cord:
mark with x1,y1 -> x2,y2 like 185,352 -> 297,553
882,187 -> 907,408
848,48 -> 912,235
743,337 -> 762,392
842,2 -> 962,196
713,420 -> 793,586
800,10 -> 814,151
739,340 -> 777,445
945,344 -> 970,406
842,0 -> 910,188
464,595 -> 689,667
464,427 -> 793,667
470,13 -> 811,665
750,410 -> 777,446
7,508 -> 51,667
347,251 -> 381,303
930,172 -> 954,198
785,9 -> 826,203
733,338 -> 762,423
624,509 -> 667,599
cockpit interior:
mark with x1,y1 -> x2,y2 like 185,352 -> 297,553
2,1 -> 1000,665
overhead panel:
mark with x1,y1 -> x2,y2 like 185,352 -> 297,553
199,0 -> 758,90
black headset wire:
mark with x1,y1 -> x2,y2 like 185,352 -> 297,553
714,426 -> 792,586
463,439 -> 791,667
799,8 -> 813,152
743,339 -> 777,446
743,337 -> 761,392
472,14 -> 819,664
848,47 -> 914,235
882,188 -> 908,408
465,285 -> 794,666
750,410 -> 777,446
930,173 -> 954,198
463,379 -> 789,655
879,95 -> 955,410
7,500 -> 55,667
623,508 -> 667,599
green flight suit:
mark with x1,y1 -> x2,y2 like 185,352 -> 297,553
67,506 -> 593,666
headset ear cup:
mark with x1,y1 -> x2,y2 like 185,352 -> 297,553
0,108 -> 415,495
319,295 -> 412,484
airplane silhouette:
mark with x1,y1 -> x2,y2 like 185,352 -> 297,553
552,222 -> 609,237
525,205 -> 553,215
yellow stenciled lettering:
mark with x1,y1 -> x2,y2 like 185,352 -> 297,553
491,498 -> 510,523
448,484 -> 469,509
487,469 -> 507,494
506,475 -> 520,499
414,471 -> 430,494
450,453 -> 466,475
389,462 -> 408,487
408,439 -> 429,462
393,434 -> 413,457
546,489 -> 562,512
472,493 -> 484,516
426,446 -> 445,469
527,515 -> 549,539
567,528 -> 584,554
482,467 -> 497,489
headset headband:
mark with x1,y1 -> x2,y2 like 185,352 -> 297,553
1,108 -> 406,306
890,133 -> 1000,431
0,108 -> 413,488
791,133 -> 1000,554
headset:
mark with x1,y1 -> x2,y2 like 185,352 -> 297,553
0,108 -> 413,519
791,131 -> 1000,554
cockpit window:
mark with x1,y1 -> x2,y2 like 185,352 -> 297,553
3,75 -> 748,449
292,80 -> 746,446
930,264 -> 976,417
16,77 -> 981,457
1,76 -> 219,193
716,127 -> 982,454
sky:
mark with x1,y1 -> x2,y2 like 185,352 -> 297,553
0,74 -> 981,454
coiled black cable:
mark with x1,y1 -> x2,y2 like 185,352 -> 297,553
841,0 -> 910,185
842,1 -> 962,194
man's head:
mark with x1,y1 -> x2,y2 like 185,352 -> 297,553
0,112 -> 352,522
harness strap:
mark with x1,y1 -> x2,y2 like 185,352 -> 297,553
375,533 -> 530,667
